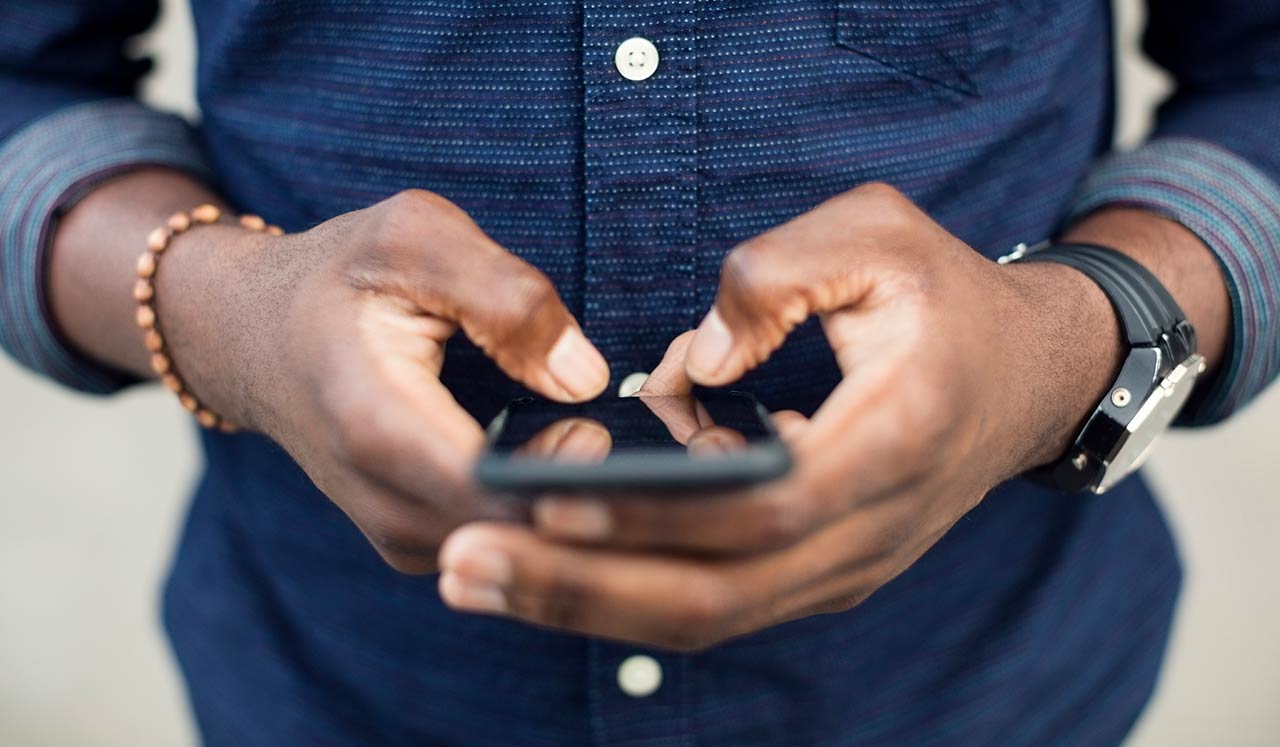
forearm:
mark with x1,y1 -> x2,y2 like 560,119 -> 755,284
47,168 -> 226,380
1061,207 -> 1232,377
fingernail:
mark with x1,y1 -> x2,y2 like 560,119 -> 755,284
439,527 -> 514,586
556,422 -> 612,463
439,571 -> 509,614
547,327 -> 610,401
686,308 -> 733,383
533,499 -> 613,541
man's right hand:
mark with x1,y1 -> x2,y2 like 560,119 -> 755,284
51,178 -> 609,574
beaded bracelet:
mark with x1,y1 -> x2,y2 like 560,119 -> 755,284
133,204 -> 283,431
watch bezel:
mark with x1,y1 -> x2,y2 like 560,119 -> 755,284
1092,353 -> 1205,492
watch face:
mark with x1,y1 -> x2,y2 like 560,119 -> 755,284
1098,355 -> 1205,492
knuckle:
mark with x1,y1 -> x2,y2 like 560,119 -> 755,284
681,591 -> 729,631
500,264 -> 559,315
851,180 -> 905,203
532,567 -> 594,630
751,493 -> 812,549
721,237 -> 783,295
364,515 -> 438,574
480,264 -> 563,349
377,548 -> 438,576
664,581 -> 735,651
848,182 -> 916,229
368,189 -> 464,249
851,181 -> 908,210
387,188 -> 457,217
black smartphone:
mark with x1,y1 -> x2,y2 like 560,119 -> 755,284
475,391 -> 790,493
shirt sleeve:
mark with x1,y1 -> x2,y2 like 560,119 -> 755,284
0,1 -> 213,394
1064,1 -> 1280,426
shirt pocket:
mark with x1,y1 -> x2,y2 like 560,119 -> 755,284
835,0 -> 1039,96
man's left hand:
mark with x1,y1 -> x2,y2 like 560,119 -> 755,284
437,183 -> 1123,650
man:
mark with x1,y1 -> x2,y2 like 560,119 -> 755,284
1,0 -> 1276,744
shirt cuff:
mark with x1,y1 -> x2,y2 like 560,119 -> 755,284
1064,137 -> 1280,425
0,99 -> 214,394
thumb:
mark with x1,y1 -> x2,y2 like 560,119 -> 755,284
685,242 -> 818,386
441,254 -> 609,403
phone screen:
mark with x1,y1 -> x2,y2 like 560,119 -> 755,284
478,392 -> 789,492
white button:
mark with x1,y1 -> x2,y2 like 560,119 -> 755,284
617,655 -> 663,697
617,371 -> 649,397
615,37 -> 659,81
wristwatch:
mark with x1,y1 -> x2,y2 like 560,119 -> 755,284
997,241 -> 1206,494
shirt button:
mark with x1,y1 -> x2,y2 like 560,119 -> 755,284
617,654 -> 663,697
617,371 -> 649,397
615,37 -> 659,81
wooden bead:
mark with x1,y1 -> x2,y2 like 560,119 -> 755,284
192,204 -> 221,224
150,353 -> 172,376
147,227 -> 171,253
142,204 -> 259,430
136,252 -> 157,278
133,279 -> 154,302
135,305 -> 156,329
266,225 -> 285,236
167,212 -> 192,233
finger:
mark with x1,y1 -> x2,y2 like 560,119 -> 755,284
517,418 -> 612,463
438,514 -> 888,650
438,522 -> 747,650
532,344 -> 930,554
686,425 -> 747,456
637,331 -> 697,396
636,392 -> 707,445
530,481 -> 812,554
385,191 -> 610,403
685,184 -> 924,386
770,410 -> 808,443
326,298 -> 488,487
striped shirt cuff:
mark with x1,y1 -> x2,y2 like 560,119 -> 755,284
1066,137 -> 1280,425
0,99 -> 213,394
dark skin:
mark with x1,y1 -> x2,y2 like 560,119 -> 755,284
51,170 -> 1229,647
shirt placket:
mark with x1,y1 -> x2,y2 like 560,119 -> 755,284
580,0 -> 700,392
579,3 -> 700,745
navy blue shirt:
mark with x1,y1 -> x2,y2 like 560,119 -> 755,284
3,1 -> 1280,744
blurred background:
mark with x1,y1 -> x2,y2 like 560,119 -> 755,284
1,0 -> 1277,744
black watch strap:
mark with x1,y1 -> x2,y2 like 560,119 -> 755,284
1019,243 -> 1197,364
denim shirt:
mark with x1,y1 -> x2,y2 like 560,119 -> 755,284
2,1 -> 1279,744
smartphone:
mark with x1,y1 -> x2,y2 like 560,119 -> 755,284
475,391 -> 791,493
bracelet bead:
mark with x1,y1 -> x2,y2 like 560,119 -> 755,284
133,279 -> 154,302
192,204 -> 221,224
135,203 -> 281,431
135,305 -> 156,329
150,353 -> 172,376
147,227 -> 170,253
136,252 -> 157,278
167,212 -> 192,233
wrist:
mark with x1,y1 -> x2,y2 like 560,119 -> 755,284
153,220 -> 285,431
994,260 -> 1126,472
47,169 -> 227,379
